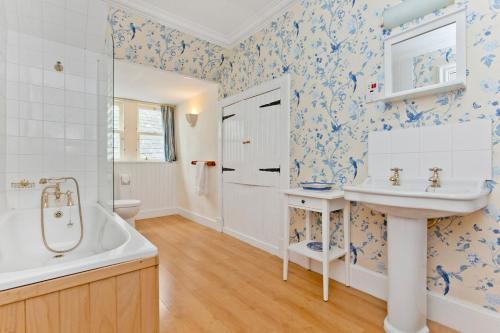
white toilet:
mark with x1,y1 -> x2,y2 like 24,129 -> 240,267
114,199 -> 141,227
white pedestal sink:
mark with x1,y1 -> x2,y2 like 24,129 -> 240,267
344,178 -> 490,333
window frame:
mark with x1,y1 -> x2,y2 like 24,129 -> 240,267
113,98 -> 166,162
136,103 -> 165,161
113,101 -> 125,161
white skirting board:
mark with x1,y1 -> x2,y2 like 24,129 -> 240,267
136,208 -> 178,220
288,252 -> 500,333
176,207 -> 223,232
222,226 -> 280,256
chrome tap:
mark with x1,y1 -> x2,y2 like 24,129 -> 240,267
389,167 -> 403,186
428,167 -> 442,189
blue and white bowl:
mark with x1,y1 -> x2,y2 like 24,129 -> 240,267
306,241 -> 331,252
300,182 -> 335,191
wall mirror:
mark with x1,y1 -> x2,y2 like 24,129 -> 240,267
383,7 -> 466,102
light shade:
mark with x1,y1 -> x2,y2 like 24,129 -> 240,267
185,113 -> 198,127
383,0 -> 455,29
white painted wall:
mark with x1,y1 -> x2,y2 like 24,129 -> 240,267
175,86 -> 220,221
114,162 -> 177,218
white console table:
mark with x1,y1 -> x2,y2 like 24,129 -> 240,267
282,188 -> 350,301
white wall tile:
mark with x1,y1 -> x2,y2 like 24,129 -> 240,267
368,131 -> 391,154
19,101 -> 43,120
19,119 -> 43,137
65,74 -> 85,92
368,153 -> 392,178
65,123 -> 84,140
43,121 -> 64,138
368,120 -> 492,181
391,127 -> 420,153
44,104 -> 64,121
391,153 -> 421,178
65,90 -> 85,108
44,70 -> 64,88
421,152 -> 452,179
421,124 -> 452,152
452,120 -> 491,151
65,107 -> 85,123
44,87 -> 65,105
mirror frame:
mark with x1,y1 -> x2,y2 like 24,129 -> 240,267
383,7 -> 466,102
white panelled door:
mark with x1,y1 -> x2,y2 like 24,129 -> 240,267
222,88 -> 285,255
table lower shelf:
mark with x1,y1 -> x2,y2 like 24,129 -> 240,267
288,241 -> 346,262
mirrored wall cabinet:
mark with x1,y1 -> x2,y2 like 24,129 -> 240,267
380,7 -> 466,102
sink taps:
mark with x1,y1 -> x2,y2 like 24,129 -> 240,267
389,168 -> 403,186
427,167 -> 442,190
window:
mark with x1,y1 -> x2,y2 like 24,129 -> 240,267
113,102 -> 124,160
113,99 -> 165,162
138,105 -> 165,161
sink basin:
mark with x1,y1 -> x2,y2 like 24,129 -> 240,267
344,178 -> 490,333
344,178 -> 490,218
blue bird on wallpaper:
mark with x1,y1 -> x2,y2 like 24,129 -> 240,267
294,159 -> 301,176
445,48 -> 453,63
473,102 -> 482,109
294,90 -> 300,106
331,42 -> 341,53
406,110 -> 423,123
220,54 -> 225,66
129,23 -> 136,40
350,243 -> 358,264
180,40 -> 186,55
436,265 -> 450,295
293,21 -> 300,37
256,44 -> 261,57
294,229 -> 301,242
332,122 -> 341,132
349,157 -> 358,179
349,72 -> 357,92
282,65 -> 289,73
352,0 -> 356,7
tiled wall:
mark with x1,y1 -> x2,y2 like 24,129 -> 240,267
368,120 -> 493,181
5,32 -> 100,208
3,0 -> 109,209
0,0 -> 7,213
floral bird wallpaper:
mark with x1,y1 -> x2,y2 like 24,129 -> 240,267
110,0 -> 500,312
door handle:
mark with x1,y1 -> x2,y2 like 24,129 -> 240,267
242,140 -> 251,144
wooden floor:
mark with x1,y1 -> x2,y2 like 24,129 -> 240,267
136,215 -> 455,333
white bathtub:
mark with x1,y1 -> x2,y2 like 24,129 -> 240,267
0,203 -> 157,291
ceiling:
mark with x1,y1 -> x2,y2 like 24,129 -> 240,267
114,60 -> 218,104
109,0 -> 296,47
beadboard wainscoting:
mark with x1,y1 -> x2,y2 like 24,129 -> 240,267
114,162 -> 177,219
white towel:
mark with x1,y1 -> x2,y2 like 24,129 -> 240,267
195,162 -> 208,196
120,173 -> 131,185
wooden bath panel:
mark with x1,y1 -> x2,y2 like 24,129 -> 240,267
0,256 -> 159,333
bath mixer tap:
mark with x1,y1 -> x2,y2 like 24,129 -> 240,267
389,168 -> 403,186
39,177 -> 84,254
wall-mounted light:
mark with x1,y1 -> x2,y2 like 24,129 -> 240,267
185,113 -> 198,127
382,0 -> 454,29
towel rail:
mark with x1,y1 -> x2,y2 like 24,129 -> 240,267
191,161 -> 216,167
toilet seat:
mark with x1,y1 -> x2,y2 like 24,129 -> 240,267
114,199 -> 141,208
